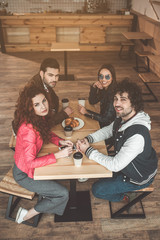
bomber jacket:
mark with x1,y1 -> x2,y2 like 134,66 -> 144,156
29,74 -> 68,125
14,122 -> 62,179
86,85 -> 116,128
85,111 -> 158,185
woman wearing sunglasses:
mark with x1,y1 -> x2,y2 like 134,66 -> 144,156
79,64 -> 117,128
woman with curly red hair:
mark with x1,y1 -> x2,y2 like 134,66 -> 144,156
12,84 -> 73,224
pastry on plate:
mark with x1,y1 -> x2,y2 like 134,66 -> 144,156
65,118 -> 79,128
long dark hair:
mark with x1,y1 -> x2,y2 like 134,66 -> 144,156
98,64 -> 117,99
13,84 -> 53,143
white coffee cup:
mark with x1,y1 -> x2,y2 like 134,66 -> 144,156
73,152 -> 83,167
78,98 -> 85,107
62,98 -> 69,109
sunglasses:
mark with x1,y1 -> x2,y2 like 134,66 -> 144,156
99,74 -> 111,81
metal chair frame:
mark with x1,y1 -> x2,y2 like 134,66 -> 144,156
109,190 -> 153,219
4,192 -> 42,227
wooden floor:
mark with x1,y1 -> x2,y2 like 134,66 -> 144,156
0,51 -> 160,240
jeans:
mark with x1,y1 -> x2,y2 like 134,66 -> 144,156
92,173 -> 154,202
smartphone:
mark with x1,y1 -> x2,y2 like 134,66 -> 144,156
59,145 -> 76,150
59,146 -> 67,150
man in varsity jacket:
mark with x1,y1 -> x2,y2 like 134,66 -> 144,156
76,78 -> 158,202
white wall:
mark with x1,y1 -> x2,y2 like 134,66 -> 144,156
131,0 -> 160,22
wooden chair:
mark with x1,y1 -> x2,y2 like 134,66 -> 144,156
134,50 -> 152,73
109,184 -> 154,219
119,41 -> 135,59
0,168 -> 42,227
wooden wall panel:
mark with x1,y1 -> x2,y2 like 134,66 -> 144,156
106,26 -> 130,43
154,24 -> 160,40
144,20 -> 155,37
1,18 -> 133,27
80,27 -> 105,44
30,27 -> 56,44
56,27 -> 79,42
153,25 -> 160,53
5,44 -> 120,52
5,44 -> 51,52
0,14 -> 133,52
5,28 -> 30,43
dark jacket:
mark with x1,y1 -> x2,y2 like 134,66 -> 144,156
113,123 -> 158,185
86,85 -> 116,128
29,74 -> 68,125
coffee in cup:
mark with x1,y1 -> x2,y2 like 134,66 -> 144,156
64,125 -> 73,137
78,98 -> 85,107
73,151 -> 83,167
62,98 -> 69,108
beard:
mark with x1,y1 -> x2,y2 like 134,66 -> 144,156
116,108 -> 133,119
43,77 -> 56,88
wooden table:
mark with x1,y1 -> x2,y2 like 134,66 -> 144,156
34,100 -> 112,222
35,131 -> 110,180
51,42 -> 80,81
122,31 -> 152,46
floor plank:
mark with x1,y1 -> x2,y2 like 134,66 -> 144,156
0,51 -> 160,240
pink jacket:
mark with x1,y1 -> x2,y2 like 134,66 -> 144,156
14,122 -> 62,179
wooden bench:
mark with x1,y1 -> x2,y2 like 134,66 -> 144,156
119,41 -> 135,59
134,50 -> 152,73
0,168 -> 42,227
109,184 -> 154,219
139,72 -> 159,102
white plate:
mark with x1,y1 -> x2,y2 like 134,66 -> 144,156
62,117 -> 84,130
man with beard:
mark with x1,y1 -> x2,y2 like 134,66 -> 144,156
76,78 -> 158,202
29,58 -> 73,125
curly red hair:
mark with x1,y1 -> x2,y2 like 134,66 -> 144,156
13,84 -> 53,143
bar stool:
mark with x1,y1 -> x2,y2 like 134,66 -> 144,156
119,41 -> 135,59
134,50 -> 152,73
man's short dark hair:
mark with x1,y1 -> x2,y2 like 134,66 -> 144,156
40,58 -> 60,72
115,78 -> 144,113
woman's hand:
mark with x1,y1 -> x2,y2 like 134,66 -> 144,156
76,138 -> 90,153
55,146 -> 73,159
59,140 -> 73,147
93,81 -> 103,89
78,105 -> 88,115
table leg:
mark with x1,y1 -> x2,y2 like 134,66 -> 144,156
0,20 -> 6,53
64,51 -> 68,80
54,179 -> 93,222
59,51 -> 75,81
